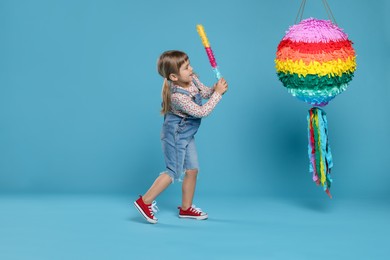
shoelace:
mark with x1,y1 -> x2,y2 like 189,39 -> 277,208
148,201 -> 159,217
190,204 -> 202,214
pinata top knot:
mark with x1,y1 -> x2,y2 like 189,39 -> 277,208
275,18 -> 356,107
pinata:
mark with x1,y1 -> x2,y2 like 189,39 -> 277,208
275,17 -> 356,198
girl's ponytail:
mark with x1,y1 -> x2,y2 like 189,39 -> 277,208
161,78 -> 171,115
157,50 -> 189,115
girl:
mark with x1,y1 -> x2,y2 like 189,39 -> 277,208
134,50 -> 228,224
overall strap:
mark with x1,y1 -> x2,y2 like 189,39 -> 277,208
170,79 -> 200,96
192,79 -> 200,91
171,87 -> 191,96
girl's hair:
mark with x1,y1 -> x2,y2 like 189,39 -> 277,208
157,50 -> 189,115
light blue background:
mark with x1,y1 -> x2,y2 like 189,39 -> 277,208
1,0 -> 389,199
1,1 -> 390,260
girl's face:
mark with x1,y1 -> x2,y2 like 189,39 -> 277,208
175,60 -> 193,87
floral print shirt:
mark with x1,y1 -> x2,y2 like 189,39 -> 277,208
170,76 -> 222,118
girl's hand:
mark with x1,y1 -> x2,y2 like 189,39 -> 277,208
214,78 -> 228,95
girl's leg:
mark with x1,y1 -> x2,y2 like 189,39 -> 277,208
181,169 -> 198,210
142,173 -> 172,204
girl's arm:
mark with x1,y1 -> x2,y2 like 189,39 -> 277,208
171,92 -> 222,118
193,75 -> 214,99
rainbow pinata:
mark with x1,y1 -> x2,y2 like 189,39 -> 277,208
275,18 -> 356,106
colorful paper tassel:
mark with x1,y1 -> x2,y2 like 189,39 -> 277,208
196,24 -> 222,80
308,107 -> 333,198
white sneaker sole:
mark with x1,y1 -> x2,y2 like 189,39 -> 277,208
179,214 -> 208,220
134,201 -> 157,224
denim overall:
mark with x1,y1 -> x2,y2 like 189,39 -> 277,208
161,81 -> 202,182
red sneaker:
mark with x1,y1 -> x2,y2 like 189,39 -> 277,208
134,196 -> 158,224
178,205 -> 208,220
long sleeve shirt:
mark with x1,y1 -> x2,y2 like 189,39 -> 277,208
170,76 -> 222,118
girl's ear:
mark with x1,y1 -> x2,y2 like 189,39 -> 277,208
169,73 -> 178,82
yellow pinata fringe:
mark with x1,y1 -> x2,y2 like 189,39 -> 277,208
275,57 -> 356,77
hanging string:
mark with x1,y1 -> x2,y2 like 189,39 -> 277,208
295,0 -> 337,25
322,0 -> 337,25
295,0 -> 307,24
